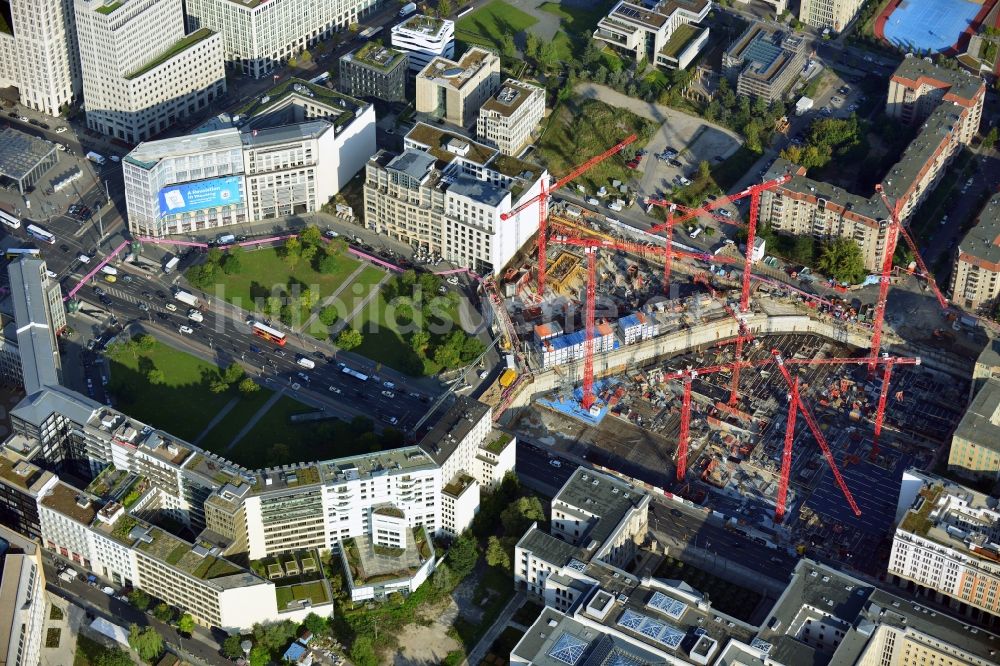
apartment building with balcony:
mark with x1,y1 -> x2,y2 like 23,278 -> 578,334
476,78 -> 545,156
74,0 -> 226,144
593,0 -> 711,71
951,194 -> 1000,311
889,469 -> 1000,627
887,56 -> 984,146
798,0 -> 864,32
185,0 -> 378,78
760,57 -> 984,272
363,122 -> 546,275
416,48 -> 501,128
391,14 -> 454,75
722,22 -> 806,103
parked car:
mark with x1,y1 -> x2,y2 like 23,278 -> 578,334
549,459 -> 562,468
178,325 -> 193,334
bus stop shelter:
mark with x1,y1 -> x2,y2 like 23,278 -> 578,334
0,127 -> 59,194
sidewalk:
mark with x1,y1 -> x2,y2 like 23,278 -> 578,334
297,262 -> 367,333
331,273 -> 391,337
465,590 -> 526,666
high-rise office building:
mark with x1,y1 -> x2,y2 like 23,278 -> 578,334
185,0 -> 379,79
74,0 -> 226,143
390,14 -> 454,75
0,0 -> 80,116
7,257 -> 66,394
798,0 -> 865,32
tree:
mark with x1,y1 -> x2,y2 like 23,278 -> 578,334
446,532 -> 479,579
209,378 -> 229,394
351,636 -> 378,666
222,634 -> 244,659
337,327 -> 363,350
222,252 -> 242,274
500,496 -> 545,536
238,377 -> 260,394
147,369 -> 165,384
486,535 -> 510,570
128,624 -> 164,663
432,562 -> 453,591
223,362 -> 245,384
438,0 -> 452,18
151,603 -> 174,623
409,329 -> 431,355
303,612 -> 328,637
698,160 -> 711,181
282,237 -> 302,268
299,226 -> 323,247
318,250 -> 340,273
127,589 -> 150,611
94,647 -> 134,666
433,343 -> 461,368
985,125 -> 999,150
525,31 -> 540,62
248,646 -> 270,666
540,40 -> 559,69
318,306 -> 339,326
817,238 -> 866,284
177,613 -> 194,637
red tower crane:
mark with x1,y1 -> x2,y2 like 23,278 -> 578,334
500,135 -> 638,294
677,371 -> 694,481
871,354 -> 919,458
775,378 -> 799,523
771,351 -> 862,518
582,247 -> 597,411
647,174 -> 792,310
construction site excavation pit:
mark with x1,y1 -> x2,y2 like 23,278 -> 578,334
508,331 -> 969,577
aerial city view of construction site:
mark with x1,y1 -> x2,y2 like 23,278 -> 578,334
7,0 -> 1000,664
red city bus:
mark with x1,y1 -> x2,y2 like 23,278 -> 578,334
251,321 -> 287,346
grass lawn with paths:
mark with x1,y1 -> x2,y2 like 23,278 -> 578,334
349,290 -> 462,376
306,265 -> 385,339
456,0 -> 537,51
188,246 -> 361,316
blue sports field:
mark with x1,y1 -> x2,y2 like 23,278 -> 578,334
883,0 -> 980,52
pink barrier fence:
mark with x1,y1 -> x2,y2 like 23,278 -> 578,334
65,240 -> 130,300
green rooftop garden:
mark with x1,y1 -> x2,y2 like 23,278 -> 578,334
660,23 -> 699,59
900,485 -> 943,536
126,28 -> 214,80
491,154 -> 542,180
234,77 -> 361,127
276,580 -> 329,609
484,432 -> 513,455
443,473 -> 476,497
373,506 -> 405,518
414,526 -> 431,560
353,41 -> 405,71
95,1 -> 123,15
110,516 -> 138,544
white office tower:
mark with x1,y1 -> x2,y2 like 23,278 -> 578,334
390,14 -> 454,74
186,0 -> 380,78
0,0 -> 80,116
74,0 -> 226,143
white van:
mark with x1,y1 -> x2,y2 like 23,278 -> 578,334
689,227 -> 703,240
297,357 -> 316,370
100,265 -> 118,276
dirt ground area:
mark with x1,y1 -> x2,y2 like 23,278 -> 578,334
391,607 -> 462,666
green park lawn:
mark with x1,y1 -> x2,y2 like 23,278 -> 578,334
456,0 -> 538,51
538,98 -> 656,192
306,265 -> 386,339
349,289 -> 463,377
107,340 -> 242,441
188,246 -> 362,315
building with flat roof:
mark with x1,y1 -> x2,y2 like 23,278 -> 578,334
0,523 -> 46,666
74,0 -> 226,144
512,554 -> 1000,665
0,0 -> 80,117
185,0 -> 378,79
798,0 -> 864,32
723,22 -> 806,103
592,0 -> 711,71
124,78 -> 375,237
476,78 -> 545,156
760,57 -> 984,272
416,47 -> 501,128
0,448 -> 56,541
7,258 -> 65,395
391,14 -> 454,75
339,42 -> 408,103
952,194 -> 1000,311
363,122 -> 546,275
889,469 -> 1000,627
0,128 -> 59,194
947,377 -> 1000,481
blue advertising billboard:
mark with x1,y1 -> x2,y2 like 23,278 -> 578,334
157,176 -> 243,216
